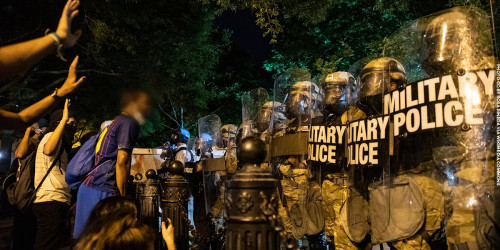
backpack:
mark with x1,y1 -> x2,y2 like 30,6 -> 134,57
65,132 -> 100,189
4,148 -> 63,213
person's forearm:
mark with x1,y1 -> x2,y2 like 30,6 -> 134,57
15,129 -> 31,159
166,238 -> 176,250
43,120 -> 65,156
0,95 -> 61,130
0,35 -> 58,81
116,163 -> 130,196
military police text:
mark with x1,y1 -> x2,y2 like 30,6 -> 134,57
308,125 -> 346,163
347,116 -> 389,165
383,69 -> 495,136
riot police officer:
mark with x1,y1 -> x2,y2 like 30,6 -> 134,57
418,8 -> 497,249
255,101 -> 287,143
316,72 -> 358,249
274,80 -> 325,247
171,127 -> 192,165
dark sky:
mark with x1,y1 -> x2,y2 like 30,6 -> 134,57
216,10 -> 272,64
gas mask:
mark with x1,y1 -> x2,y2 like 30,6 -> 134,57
255,101 -> 287,132
322,72 -> 353,116
284,81 -> 323,119
358,58 -> 406,116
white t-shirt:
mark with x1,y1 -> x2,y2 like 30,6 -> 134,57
34,132 -> 71,204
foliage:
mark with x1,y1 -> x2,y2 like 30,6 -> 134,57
201,0 -> 331,43
263,0 -> 498,76
0,0 -> 497,149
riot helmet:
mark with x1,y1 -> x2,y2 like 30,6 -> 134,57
236,121 -> 255,144
358,57 -> 406,115
255,101 -> 287,133
284,81 -> 323,119
221,124 -> 237,148
170,128 -> 190,145
322,72 -> 353,116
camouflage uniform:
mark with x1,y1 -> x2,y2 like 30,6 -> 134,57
278,160 -> 324,240
322,173 -> 358,249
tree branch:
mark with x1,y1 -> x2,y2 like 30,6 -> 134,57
34,69 -> 122,76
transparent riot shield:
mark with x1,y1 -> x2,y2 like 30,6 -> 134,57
271,69 -> 325,246
241,87 -> 269,139
312,72 -> 354,249
383,6 -> 497,249
196,114 -> 224,248
343,56 -> 402,246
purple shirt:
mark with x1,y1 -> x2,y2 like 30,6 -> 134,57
83,114 -> 139,193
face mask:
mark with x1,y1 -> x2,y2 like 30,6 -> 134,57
131,104 -> 145,125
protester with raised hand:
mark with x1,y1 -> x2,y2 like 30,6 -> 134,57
33,99 -> 77,250
0,56 -> 86,130
0,0 -> 82,80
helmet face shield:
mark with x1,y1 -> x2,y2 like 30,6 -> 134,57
355,58 -> 407,115
285,93 -> 309,117
221,124 -> 237,148
420,11 -> 490,75
359,69 -> 387,97
323,84 -> 347,113
284,81 -> 323,119
255,108 -> 272,132
322,72 -> 355,115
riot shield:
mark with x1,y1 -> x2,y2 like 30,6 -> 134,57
312,72 -> 355,249
271,69 -> 325,246
196,114 -> 226,248
383,6 -> 497,249
241,87 -> 269,139
343,56 -> 403,246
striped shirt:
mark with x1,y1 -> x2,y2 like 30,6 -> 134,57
34,132 -> 70,204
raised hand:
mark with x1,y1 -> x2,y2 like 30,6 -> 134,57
58,56 -> 86,97
161,219 -> 176,250
62,99 -> 71,122
56,0 -> 83,48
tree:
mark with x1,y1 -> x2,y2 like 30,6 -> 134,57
0,0 -> 233,147
262,0 -> 498,75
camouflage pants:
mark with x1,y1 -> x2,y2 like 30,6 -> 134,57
321,175 -> 358,250
278,166 -> 324,240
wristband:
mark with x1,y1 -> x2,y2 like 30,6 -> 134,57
50,88 -> 63,101
47,31 -> 67,62
49,32 -> 61,46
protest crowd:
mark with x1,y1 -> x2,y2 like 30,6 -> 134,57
0,0 -> 498,250
0,1 -> 176,249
